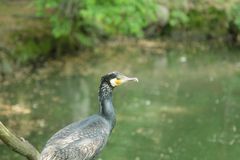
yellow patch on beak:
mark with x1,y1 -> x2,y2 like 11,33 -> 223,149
115,79 -> 122,85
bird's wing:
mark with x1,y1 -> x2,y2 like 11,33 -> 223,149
40,116 -> 110,160
44,118 -> 109,148
40,137 -> 105,160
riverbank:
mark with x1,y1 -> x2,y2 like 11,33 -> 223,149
1,35 -> 240,85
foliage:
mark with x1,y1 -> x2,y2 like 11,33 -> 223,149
12,28 -> 53,64
169,9 -> 189,27
187,7 -> 227,34
34,0 -> 240,52
228,3 -> 240,30
82,0 -> 157,37
36,0 -> 158,42
36,0 -> 94,47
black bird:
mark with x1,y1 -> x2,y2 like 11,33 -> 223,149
40,72 -> 138,160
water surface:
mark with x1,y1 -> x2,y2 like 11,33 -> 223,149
0,40 -> 240,160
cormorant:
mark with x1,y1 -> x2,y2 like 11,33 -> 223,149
40,72 -> 138,160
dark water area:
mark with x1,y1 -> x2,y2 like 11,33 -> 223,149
1,40 -> 240,160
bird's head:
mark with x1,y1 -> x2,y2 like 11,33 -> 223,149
101,71 -> 138,88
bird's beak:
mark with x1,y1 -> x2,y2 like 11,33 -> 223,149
120,76 -> 139,84
112,75 -> 138,87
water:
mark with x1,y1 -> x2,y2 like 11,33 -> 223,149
0,40 -> 240,160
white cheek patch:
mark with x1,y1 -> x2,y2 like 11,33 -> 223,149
110,78 -> 117,87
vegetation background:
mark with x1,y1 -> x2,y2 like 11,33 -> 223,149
0,0 -> 240,78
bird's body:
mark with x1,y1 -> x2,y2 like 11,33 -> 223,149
40,72 -> 138,160
40,115 -> 111,160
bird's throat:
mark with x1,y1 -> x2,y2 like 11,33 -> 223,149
99,82 -> 116,128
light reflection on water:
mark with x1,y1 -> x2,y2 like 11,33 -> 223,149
0,42 -> 240,160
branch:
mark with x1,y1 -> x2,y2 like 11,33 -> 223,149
0,121 -> 40,160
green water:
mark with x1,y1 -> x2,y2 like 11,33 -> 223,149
1,41 -> 240,160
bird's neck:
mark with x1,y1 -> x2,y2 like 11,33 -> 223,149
98,81 -> 116,129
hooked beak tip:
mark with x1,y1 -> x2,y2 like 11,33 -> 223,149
134,78 -> 139,82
